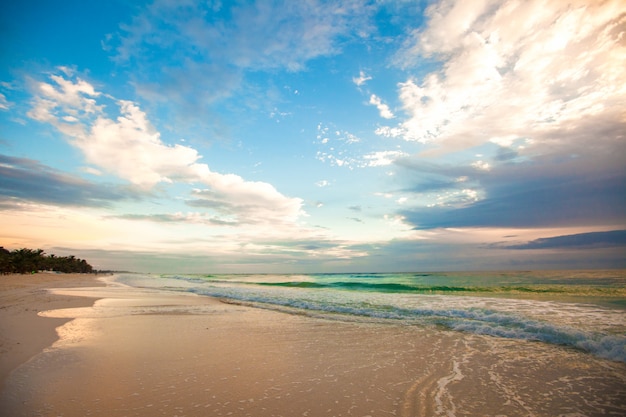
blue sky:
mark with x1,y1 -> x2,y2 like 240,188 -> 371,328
1,0 -> 625,273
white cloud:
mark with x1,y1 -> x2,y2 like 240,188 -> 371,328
489,135 -> 519,148
36,75 -> 101,114
269,108 -> 291,121
189,178 -> 304,225
375,125 -> 406,138
120,0 -> 372,70
0,93 -> 11,110
353,70 -> 372,86
394,0 -> 626,155
431,188 -> 481,208
363,150 -> 408,167
343,132 -> 361,144
369,94 -> 395,119
113,0 -> 375,113
81,100 -> 200,187
383,213 -> 411,230
81,166 -> 103,176
471,160 -> 491,171
315,124 -> 366,169
27,71 -> 304,225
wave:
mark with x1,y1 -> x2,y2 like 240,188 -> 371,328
120,273 -> 626,362
256,280 -> 626,297
259,281 -> 493,293
187,285 -> 626,363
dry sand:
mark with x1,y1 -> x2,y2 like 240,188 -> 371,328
1,273 -> 625,416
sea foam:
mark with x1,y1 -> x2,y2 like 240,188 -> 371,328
117,272 -> 626,362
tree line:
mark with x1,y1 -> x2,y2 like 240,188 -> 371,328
0,247 -> 94,274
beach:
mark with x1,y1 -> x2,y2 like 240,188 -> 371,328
0,273 -> 105,392
1,273 -> 625,416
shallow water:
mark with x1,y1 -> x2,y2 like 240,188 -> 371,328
119,270 -> 626,363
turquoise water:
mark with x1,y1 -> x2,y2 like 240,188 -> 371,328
117,270 -> 626,362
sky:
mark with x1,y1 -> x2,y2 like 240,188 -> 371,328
1,0 -> 625,273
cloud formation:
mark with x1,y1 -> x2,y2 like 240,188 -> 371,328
392,0 -> 626,156
0,154 -> 131,208
399,152 -> 626,229
112,0 -> 375,116
353,71 -> 372,86
0,93 -> 11,110
27,71 -> 304,225
363,150 -> 408,167
501,230 -> 626,250
378,0 -> 626,239
369,94 -> 395,119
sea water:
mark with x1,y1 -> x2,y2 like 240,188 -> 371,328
117,270 -> 626,363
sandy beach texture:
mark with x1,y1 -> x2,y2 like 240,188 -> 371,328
1,274 -> 625,416
0,273 -> 104,392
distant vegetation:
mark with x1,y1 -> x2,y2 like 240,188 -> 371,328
0,247 -> 93,274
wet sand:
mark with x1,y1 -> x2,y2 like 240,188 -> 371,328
0,273 -> 105,392
1,274 -> 625,416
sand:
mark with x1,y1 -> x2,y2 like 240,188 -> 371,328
1,274 -> 625,416
0,273 -> 105,392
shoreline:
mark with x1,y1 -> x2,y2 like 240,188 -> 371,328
0,272 -> 105,391
1,273 -> 625,416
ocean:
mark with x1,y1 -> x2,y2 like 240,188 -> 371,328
117,269 -> 626,363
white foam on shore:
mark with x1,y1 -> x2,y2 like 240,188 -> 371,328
116,273 -> 626,362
